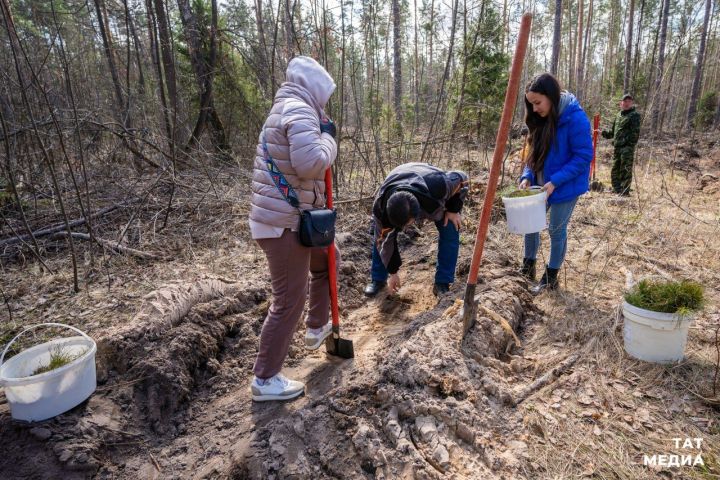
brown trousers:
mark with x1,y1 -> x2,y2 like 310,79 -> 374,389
253,229 -> 340,379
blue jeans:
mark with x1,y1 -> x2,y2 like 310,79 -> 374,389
524,197 -> 578,269
371,221 -> 460,284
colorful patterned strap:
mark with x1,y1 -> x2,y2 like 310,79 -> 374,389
262,136 -> 300,208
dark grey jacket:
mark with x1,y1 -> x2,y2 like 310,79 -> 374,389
373,163 -> 469,274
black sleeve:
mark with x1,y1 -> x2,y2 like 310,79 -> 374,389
387,241 -> 402,274
445,171 -> 469,213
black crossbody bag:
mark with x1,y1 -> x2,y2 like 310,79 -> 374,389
262,137 -> 336,247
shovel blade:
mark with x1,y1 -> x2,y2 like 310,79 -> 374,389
461,283 -> 478,339
326,336 -> 354,359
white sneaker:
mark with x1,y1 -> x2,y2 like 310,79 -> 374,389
304,323 -> 333,350
251,374 -> 305,402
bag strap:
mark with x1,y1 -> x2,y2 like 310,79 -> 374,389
262,135 -> 301,209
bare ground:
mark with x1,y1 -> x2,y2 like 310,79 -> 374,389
1,137 -> 719,479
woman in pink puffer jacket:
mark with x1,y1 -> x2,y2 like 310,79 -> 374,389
249,56 -> 338,402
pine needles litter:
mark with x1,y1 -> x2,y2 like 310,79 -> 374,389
625,279 -> 705,314
500,186 -> 544,198
31,345 -> 87,376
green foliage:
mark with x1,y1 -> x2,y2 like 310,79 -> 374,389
214,51 -> 269,144
31,345 -> 86,376
695,91 -> 718,128
625,279 -> 705,314
504,188 -> 542,198
454,4 -> 509,138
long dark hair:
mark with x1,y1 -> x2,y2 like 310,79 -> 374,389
524,73 -> 561,174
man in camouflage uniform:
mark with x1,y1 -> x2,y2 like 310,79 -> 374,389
602,93 -> 641,195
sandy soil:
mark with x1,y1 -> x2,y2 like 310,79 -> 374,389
1,137 -> 719,479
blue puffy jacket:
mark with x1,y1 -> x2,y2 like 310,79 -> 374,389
520,93 -> 593,205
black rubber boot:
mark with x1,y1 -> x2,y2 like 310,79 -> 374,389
530,267 -> 560,296
432,283 -> 450,296
520,258 -> 536,281
364,280 -> 387,297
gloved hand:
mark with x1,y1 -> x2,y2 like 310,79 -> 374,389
320,117 -> 337,138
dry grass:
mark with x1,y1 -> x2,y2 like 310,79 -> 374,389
31,344 -> 87,376
494,137 -> 720,479
0,136 -> 718,478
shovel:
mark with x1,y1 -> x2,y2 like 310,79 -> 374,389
324,168 -> 354,359
589,114 -> 604,191
461,13 -> 532,338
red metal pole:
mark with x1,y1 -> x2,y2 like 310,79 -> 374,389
462,13 -> 532,337
325,168 -> 340,331
466,13 -> 532,285
591,114 -> 600,180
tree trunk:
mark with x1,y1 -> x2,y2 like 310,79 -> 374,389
686,0 -> 712,129
623,0 -> 635,93
127,9 -> 146,97
631,0 -> 645,85
659,48 -> 679,133
255,0 -> 270,95
420,0 -> 458,163
392,0 -> 402,126
651,0 -> 669,133
567,0 -> 574,90
284,0 -> 296,60
93,0 -> 125,111
428,0 -> 435,110
176,0 -> 227,152
453,0 -> 478,131
575,0 -> 584,99
1,0 -> 80,290
413,0 -> 420,131
550,0 -> 562,75
152,0 -> 178,130
581,0 -> 593,98
145,0 -> 172,147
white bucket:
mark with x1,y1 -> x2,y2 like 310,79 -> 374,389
0,323 -> 97,422
502,187 -> 547,234
622,301 -> 693,363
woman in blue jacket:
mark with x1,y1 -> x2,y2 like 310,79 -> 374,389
519,73 -> 593,294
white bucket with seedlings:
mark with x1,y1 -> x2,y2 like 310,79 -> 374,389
502,187 -> 547,234
622,301 -> 694,363
622,279 -> 704,364
0,323 -> 97,422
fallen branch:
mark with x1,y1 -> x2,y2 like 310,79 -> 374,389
48,231 -> 159,260
334,195 -> 375,205
661,177 -> 715,226
511,338 -> 597,406
0,204 -> 126,248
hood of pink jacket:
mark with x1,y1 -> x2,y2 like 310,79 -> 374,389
285,56 -> 336,111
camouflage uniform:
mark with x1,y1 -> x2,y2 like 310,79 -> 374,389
602,107 -> 641,195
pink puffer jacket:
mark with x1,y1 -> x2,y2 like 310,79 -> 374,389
250,57 -> 337,231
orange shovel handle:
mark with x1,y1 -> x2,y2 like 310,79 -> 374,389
466,13 -> 532,285
325,168 -> 340,329
591,114 -> 600,180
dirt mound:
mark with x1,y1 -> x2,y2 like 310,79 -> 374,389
0,277 -> 271,475
98,278 -> 267,432
237,263 -> 542,479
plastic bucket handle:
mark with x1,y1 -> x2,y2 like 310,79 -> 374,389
0,323 -> 94,368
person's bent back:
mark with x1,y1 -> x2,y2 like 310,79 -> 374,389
365,163 -> 469,297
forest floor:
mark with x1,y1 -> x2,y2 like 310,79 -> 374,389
0,136 -> 719,479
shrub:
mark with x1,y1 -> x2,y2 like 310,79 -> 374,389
625,279 -> 704,314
